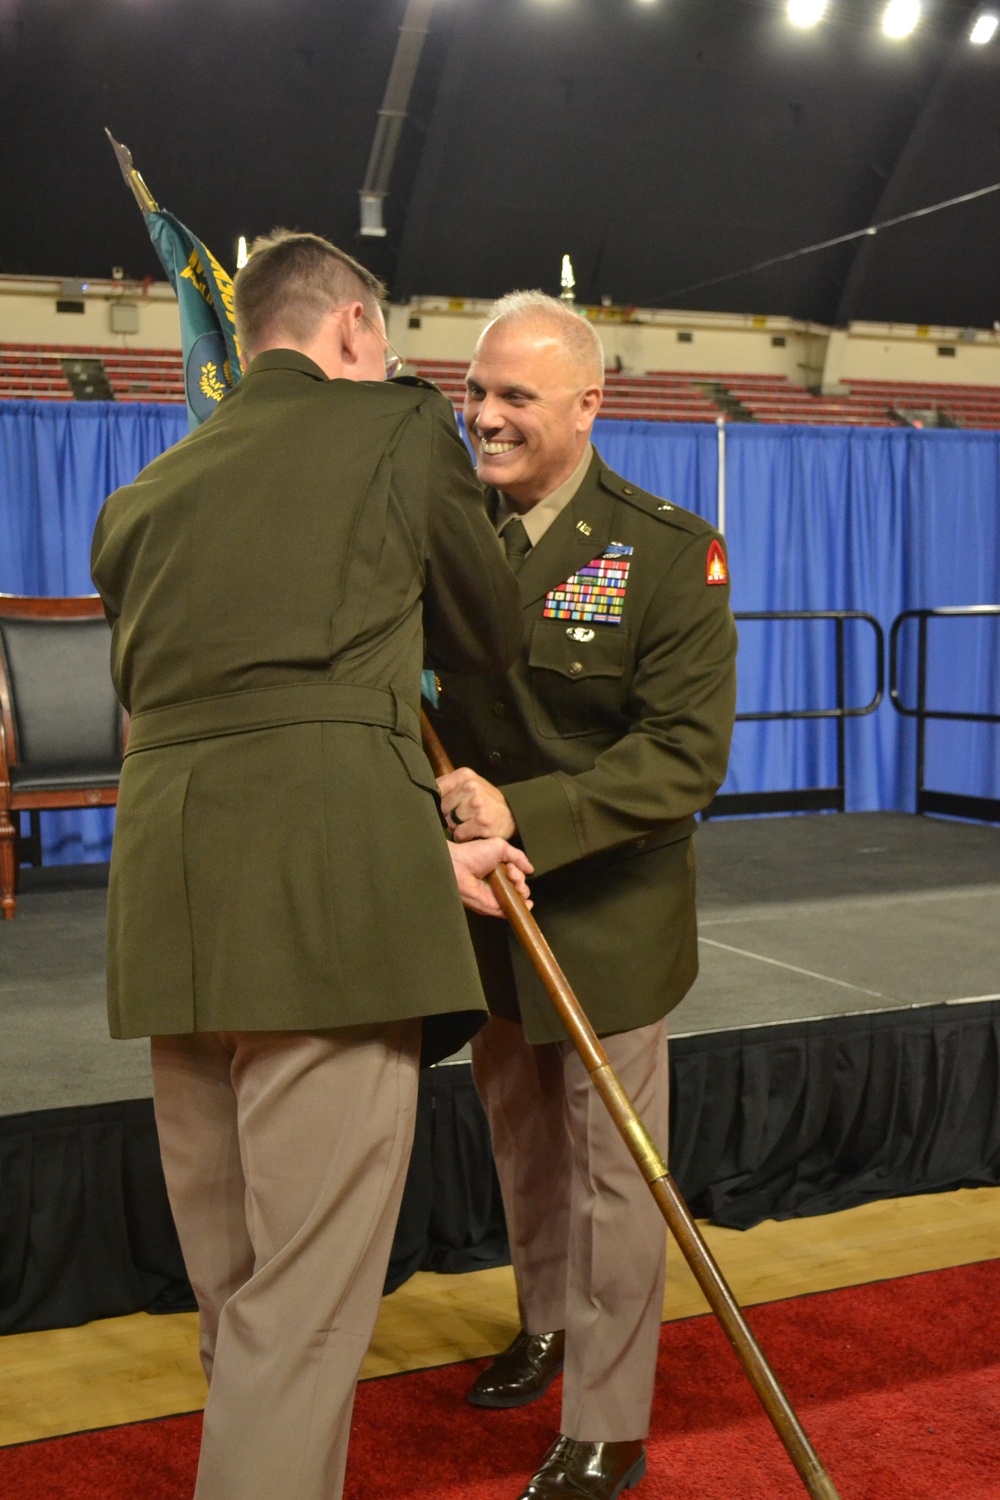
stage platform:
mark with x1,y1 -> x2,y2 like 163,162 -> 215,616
4,812 -> 999,1113
680,810 -> 1000,1035
2,813 -> 999,1334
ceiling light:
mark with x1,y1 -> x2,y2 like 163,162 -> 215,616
236,236 -> 248,269
882,0 -> 920,38
788,0 -> 828,27
970,11 -> 999,42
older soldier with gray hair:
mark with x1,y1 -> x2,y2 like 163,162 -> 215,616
429,292 -> 737,1499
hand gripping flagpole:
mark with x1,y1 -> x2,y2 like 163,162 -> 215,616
421,710 -> 841,1500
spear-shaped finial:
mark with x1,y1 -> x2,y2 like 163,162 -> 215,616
104,128 -> 159,215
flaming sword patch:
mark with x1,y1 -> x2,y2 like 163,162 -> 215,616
706,539 -> 728,586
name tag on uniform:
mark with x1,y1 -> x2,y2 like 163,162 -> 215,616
543,543 -> 633,625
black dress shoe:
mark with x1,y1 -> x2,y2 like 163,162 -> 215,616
517,1437 -> 646,1498
466,1328 -> 566,1408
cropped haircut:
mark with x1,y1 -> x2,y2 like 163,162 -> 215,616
482,290 -> 605,385
234,230 -> 387,359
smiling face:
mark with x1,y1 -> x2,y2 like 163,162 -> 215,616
463,320 -> 603,508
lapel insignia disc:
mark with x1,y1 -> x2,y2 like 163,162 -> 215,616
544,543 -> 633,625
576,520 -> 592,536
706,538 -> 728,586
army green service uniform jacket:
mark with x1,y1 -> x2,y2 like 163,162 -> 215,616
429,450 -> 737,1044
91,351 -> 521,1053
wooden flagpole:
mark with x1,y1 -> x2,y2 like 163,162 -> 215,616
421,710 -> 841,1500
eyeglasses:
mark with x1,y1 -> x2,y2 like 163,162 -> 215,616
363,315 -> 404,380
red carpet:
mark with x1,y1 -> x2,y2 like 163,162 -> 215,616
2,1260 -> 998,1498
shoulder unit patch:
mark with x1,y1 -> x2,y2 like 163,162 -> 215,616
706,538 -> 728,586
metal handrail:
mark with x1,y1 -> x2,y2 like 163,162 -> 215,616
734,611 -> 884,721
890,606 -> 1000,724
888,605 -> 1000,824
706,610 -> 884,819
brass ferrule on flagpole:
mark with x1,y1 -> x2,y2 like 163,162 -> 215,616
104,129 -> 159,215
420,706 -> 842,1500
589,1064 -> 669,1183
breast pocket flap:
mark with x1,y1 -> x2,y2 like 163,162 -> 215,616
528,620 -> 628,680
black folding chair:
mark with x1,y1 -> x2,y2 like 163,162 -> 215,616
0,594 -> 124,918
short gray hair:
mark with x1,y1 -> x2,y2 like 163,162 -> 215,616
482,290 -> 605,384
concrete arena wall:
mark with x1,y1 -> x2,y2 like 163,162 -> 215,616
385,301 -> 832,385
3,276 -> 1000,390
0,277 -> 185,351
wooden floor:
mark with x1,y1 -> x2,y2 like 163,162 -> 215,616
2,1185 -> 998,1449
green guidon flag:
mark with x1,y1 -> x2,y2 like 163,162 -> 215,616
105,131 -> 241,429
146,211 -> 242,429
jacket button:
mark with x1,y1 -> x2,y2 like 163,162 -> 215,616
622,485 -> 634,495
492,700 -> 507,718
488,750 -> 502,769
568,661 -> 583,676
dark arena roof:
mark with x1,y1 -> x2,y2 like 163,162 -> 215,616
2,0 -> 999,327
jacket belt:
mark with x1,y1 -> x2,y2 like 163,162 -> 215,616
125,682 -> 420,755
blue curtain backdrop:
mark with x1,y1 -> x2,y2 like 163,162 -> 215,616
600,419 -> 999,814
714,425 -> 998,810
0,401 -> 187,862
721,425 -> 911,812
2,402 -> 998,863
904,433 -> 1000,802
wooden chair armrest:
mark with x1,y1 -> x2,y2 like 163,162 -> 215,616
0,718 -> 12,811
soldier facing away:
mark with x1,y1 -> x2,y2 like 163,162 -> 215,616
90,232 -> 532,1500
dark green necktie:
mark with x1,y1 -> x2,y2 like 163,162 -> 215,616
502,516 -> 532,573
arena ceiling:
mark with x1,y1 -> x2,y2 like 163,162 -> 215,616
2,0 -> 999,328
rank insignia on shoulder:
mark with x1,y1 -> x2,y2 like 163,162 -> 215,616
543,548 -> 632,625
706,538 -> 728,586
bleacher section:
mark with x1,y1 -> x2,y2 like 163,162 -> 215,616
102,348 -> 184,402
4,345 -> 1000,429
0,345 -> 184,403
410,360 -> 723,423
847,378 -> 1000,431
408,359 -> 1000,428
0,346 -> 72,401
600,373 -> 722,423
717,373 -> 894,427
